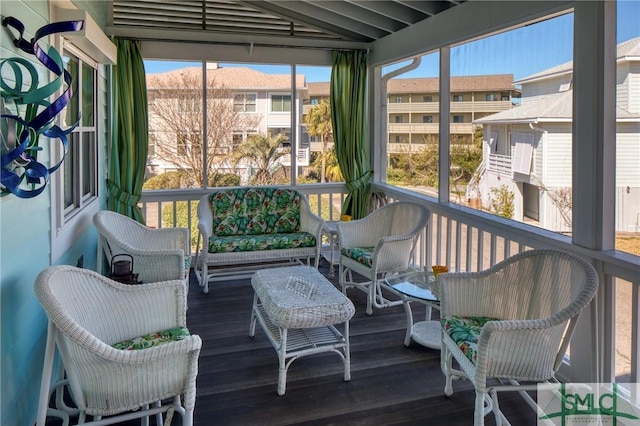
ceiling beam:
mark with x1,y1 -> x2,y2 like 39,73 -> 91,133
309,0 -> 405,33
395,0 -> 451,17
240,0 -> 383,41
347,0 -> 422,25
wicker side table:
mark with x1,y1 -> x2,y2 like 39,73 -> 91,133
249,265 -> 355,395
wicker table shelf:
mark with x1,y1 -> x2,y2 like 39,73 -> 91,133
249,265 -> 355,395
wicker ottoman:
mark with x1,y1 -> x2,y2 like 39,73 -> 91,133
249,265 -> 355,395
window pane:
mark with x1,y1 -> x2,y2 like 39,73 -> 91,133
615,0 -> 640,257
63,52 -> 79,127
63,134 -> 78,210
145,60 -> 202,186
385,52 -> 440,197
451,13 -> 573,238
81,62 -> 95,127
81,132 -> 94,197
299,66 -> 332,185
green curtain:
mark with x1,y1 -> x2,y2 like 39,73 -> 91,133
107,39 -> 148,223
330,50 -> 371,220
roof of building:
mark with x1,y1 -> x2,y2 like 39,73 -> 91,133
388,74 -> 517,93
307,74 -> 518,97
474,90 -> 640,124
308,82 -> 330,97
146,65 -> 306,91
516,36 -> 640,84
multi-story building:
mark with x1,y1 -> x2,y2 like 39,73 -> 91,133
307,76 -> 520,154
146,63 -> 310,180
385,74 -> 520,151
146,67 -> 520,181
474,37 -> 640,233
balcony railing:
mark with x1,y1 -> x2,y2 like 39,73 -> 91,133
139,182 -> 640,385
388,123 -> 473,134
387,100 -> 513,113
488,153 -> 512,176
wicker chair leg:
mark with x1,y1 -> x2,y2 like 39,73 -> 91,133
182,408 -> 194,426
343,321 -> 351,381
474,391 -> 487,426
441,346 -> 453,396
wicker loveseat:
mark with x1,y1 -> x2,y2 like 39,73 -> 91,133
195,187 -> 324,293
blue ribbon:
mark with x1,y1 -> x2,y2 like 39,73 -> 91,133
0,16 -> 83,198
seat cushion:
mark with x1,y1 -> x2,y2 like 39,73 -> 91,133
184,256 -> 191,279
341,246 -> 375,268
209,188 -> 303,236
112,327 -> 191,351
208,232 -> 316,253
441,316 -> 499,363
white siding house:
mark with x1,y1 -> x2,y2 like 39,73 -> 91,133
475,37 -> 640,234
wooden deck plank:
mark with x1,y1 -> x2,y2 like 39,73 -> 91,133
46,263 -> 538,425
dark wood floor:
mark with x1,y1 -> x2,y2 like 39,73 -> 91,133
184,263 -> 537,426
47,262 -> 538,425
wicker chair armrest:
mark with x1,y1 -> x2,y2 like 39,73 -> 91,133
299,197 -> 325,239
141,226 -> 191,256
473,317 -> 573,382
108,245 -> 186,283
197,195 -> 214,239
371,236 -> 418,272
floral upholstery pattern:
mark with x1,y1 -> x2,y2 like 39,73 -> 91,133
112,327 -> 191,351
209,188 -> 302,237
341,246 -> 375,268
208,232 -> 316,253
184,256 -> 191,279
441,315 -> 499,363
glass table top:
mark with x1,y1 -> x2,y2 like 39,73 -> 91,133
384,267 -> 439,302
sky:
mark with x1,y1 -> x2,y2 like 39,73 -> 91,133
144,1 -> 640,83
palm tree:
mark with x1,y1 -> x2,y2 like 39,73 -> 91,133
233,132 -> 290,185
324,147 -> 343,182
304,99 -> 332,182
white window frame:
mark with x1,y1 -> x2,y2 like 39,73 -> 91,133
453,94 -> 464,102
270,93 -> 291,113
234,92 -> 257,112
50,41 -> 100,263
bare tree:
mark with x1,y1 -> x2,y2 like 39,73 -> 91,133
536,179 -> 572,229
147,69 -> 260,186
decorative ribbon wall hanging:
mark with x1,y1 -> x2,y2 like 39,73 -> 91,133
0,16 -> 84,198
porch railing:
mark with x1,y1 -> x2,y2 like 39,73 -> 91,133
139,182 -> 640,385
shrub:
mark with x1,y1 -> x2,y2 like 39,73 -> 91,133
489,185 -> 515,219
143,171 -> 194,189
162,201 -> 200,249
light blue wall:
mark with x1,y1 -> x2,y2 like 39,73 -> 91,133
0,1 -> 109,424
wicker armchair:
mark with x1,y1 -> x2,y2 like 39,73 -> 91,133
439,249 -> 599,426
34,266 -> 202,426
337,201 -> 431,315
93,210 -> 191,286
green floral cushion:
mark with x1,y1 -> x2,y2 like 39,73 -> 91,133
341,246 -> 375,268
112,327 -> 190,351
208,232 -> 316,253
209,188 -> 302,237
441,316 -> 499,363
184,256 -> 191,279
